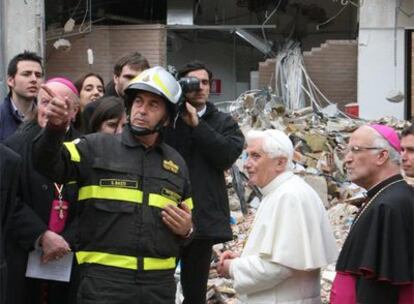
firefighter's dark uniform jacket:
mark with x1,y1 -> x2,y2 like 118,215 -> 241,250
32,124 -> 193,303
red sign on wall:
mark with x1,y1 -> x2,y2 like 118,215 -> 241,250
210,79 -> 221,95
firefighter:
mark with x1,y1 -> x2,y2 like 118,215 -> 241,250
32,66 -> 194,304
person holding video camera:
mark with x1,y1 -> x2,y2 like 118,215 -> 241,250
165,61 -> 244,304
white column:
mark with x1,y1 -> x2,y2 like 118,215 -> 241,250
3,0 -> 45,66
358,0 -> 405,119
1,0 -> 44,99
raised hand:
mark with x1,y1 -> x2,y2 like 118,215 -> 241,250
41,84 -> 71,128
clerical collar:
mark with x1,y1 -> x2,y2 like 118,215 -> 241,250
366,174 -> 404,199
197,105 -> 207,117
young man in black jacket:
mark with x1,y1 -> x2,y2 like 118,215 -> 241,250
165,61 -> 245,304
0,51 -> 43,141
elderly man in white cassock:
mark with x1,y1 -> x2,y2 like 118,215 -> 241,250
217,129 -> 338,304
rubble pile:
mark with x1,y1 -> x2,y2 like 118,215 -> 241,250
196,92 -> 410,304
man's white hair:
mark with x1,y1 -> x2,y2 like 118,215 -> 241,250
246,129 -> 294,170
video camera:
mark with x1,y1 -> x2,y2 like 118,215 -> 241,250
167,65 -> 201,95
167,65 -> 201,124
178,77 -> 200,94
176,77 -> 200,117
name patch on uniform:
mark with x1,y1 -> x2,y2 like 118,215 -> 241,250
99,179 -> 138,189
161,188 -> 181,203
163,160 -> 179,174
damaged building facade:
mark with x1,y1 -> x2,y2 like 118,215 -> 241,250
1,0 -> 414,120
1,1 -> 414,303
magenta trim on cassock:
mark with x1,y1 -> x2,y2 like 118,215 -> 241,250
330,272 -> 357,304
46,77 -> 79,95
399,283 -> 414,304
330,272 -> 414,303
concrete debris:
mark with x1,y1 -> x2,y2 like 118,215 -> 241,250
303,131 -> 328,152
321,104 -> 339,117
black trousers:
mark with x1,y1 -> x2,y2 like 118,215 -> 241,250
76,264 -> 176,304
180,239 -> 214,304
1,264 -> 6,304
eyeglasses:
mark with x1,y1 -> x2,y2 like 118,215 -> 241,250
342,146 -> 383,155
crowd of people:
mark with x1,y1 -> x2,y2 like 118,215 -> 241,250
0,50 -> 412,304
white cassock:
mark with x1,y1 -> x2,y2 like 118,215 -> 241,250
230,171 -> 338,304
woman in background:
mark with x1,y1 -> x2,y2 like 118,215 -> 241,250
87,96 -> 126,134
74,73 -> 105,112
74,73 -> 105,131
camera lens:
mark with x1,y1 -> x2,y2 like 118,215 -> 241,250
179,77 -> 200,93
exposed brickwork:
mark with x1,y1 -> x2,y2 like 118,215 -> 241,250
303,40 -> 358,111
411,33 -> 414,117
257,40 -> 357,111
45,24 -> 167,85
258,58 -> 277,90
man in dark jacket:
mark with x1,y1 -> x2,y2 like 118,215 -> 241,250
4,78 -> 81,304
165,61 -> 245,304
0,51 -> 43,141
0,144 -> 21,304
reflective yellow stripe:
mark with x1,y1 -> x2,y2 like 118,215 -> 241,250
153,73 -> 172,99
148,194 -> 193,210
144,257 -> 176,271
148,193 -> 178,209
76,251 -> 137,270
183,197 -> 193,210
76,251 -> 176,271
78,185 -> 143,203
63,142 -> 80,162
